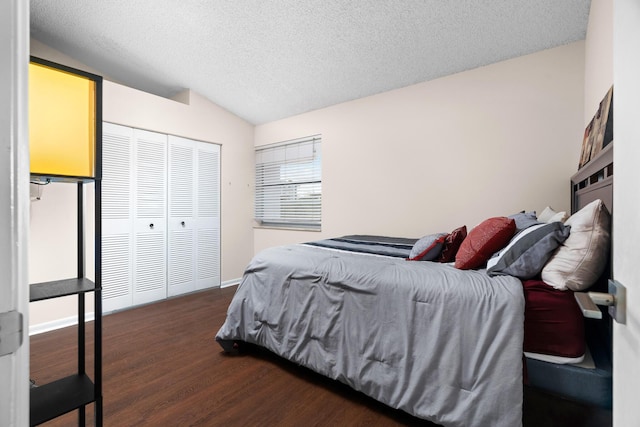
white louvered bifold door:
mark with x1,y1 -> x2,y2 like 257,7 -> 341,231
132,129 -> 167,305
102,124 -> 217,309
167,135 -> 196,296
102,123 -> 134,312
167,136 -> 220,295
195,141 -> 220,290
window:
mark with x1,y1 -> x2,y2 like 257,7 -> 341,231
255,135 -> 321,230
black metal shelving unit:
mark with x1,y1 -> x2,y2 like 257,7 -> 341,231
29,57 -> 103,427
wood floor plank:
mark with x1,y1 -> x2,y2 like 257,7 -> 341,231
30,287 -> 611,426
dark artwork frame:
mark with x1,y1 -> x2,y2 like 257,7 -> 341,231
579,86 -> 614,169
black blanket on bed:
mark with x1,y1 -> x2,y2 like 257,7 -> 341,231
304,235 -> 417,258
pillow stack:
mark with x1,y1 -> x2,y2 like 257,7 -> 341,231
404,199 -> 610,292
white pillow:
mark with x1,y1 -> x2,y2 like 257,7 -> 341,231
541,200 -> 611,291
538,206 -> 569,223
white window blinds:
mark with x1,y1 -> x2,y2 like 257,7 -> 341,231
255,135 -> 321,229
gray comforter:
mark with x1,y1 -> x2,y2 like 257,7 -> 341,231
216,243 -> 525,427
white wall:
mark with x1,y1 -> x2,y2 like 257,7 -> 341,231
29,183 -> 87,328
29,40 -> 255,328
254,42 -> 585,253
584,0 -> 614,123
613,0 -> 640,425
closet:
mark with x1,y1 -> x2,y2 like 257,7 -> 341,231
168,135 -> 221,296
102,123 -> 220,312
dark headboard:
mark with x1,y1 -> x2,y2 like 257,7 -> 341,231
573,139 -> 613,356
571,143 -> 613,214
571,142 -> 614,298
563,141 -> 613,409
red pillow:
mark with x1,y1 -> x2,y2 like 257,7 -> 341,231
437,225 -> 467,263
454,217 -> 516,270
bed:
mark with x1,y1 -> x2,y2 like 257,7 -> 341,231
525,143 -> 613,409
217,239 -> 524,426
216,147 -> 613,426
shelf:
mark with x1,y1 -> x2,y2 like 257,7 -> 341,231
572,142 -> 613,185
30,278 -> 98,302
30,173 -> 96,184
29,56 -> 103,426
30,374 -> 96,426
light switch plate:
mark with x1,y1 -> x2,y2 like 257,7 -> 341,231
608,280 -> 626,324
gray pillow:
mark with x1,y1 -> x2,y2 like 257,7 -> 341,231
487,222 -> 570,279
508,211 -> 540,232
408,233 -> 447,261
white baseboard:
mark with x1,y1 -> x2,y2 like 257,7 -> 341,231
221,278 -> 241,288
29,281 -> 240,335
29,312 -> 95,336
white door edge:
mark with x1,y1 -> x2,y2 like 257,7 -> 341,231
0,1 -> 30,426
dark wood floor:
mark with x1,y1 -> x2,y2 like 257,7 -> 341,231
31,287 -> 612,426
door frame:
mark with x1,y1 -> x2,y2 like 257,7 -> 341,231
613,1 -> 640,425
0,0 -> 30,426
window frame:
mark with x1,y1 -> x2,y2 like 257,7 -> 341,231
254,135 -> 322,231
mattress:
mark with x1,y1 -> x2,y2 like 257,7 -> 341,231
522,280 -> 612,408
522,279 -> 585,362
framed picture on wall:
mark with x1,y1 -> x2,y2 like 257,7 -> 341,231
579,119 -> 594,169
579,86 -> 613,169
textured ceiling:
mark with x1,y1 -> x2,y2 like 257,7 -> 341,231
30,0 -> 591,125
